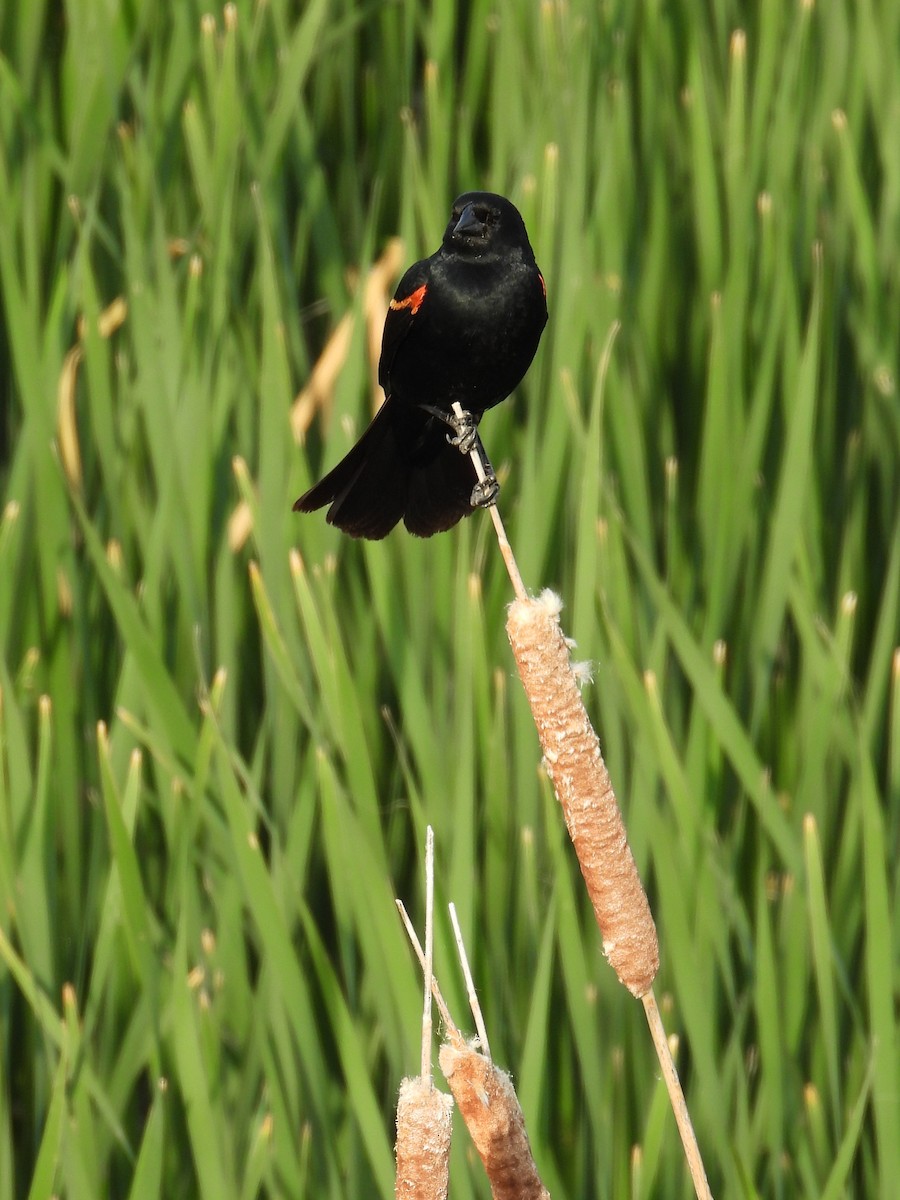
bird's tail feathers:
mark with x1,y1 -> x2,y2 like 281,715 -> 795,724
293,398 -> 478,539
293,401 -> 405,539
404,440 -> 475,536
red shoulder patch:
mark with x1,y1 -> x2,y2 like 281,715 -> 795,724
389,283 -> 427,314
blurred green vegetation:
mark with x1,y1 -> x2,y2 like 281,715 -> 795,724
0,1 -> 898,1197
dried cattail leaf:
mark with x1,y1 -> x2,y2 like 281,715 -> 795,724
97,296 -> 128,338
59,296 -> 129,493
395,1077 -> 453,1200
506,592 -> 659,997
57,346 -> 83,490
290,311 -> 355,440
291,238 -> 408,439
227,499 -> 253,552
439,1041 -> 549,1200
365,237 -> 406,408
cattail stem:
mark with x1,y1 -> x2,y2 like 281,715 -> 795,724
486,501 -> 527,601
478,491 -> 714,1198
399,842 -> 550,1199
449,901 -> 491,1057
395,829 -> 454,1200
642,990 -> 713,1200
396,901 -> 458,1035
421,827 -> 435,1079
452,401 -> 527,600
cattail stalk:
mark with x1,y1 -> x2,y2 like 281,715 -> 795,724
463,457 -> 712,1196
449,901 -> 490,1057
504,589 -> 713,1197
399,863 -> 551,1200
451,402 -> 528,599
394,828 -> 453,1200
434,400 -> 711,1196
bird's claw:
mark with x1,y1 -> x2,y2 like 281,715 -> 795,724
470,476 -> 499,509
446,409 -> 479,455
419,404 -> 479,453
419,403 -> 498,508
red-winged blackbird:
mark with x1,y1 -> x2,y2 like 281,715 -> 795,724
293,192 -> 547,538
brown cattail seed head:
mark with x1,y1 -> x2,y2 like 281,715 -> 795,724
395,1077 -> 453,1200
439,1042 -> 549,1200
506,592 -> 659,996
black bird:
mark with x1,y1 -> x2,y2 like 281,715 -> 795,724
293,191 -> 547,538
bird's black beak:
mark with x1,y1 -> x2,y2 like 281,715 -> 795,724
453,203 -> 484,238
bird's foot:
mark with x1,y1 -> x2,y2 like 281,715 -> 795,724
419,404 -> 480,454
445,408 -> 479,455
470,475 -> 500,509
419,404 -> 497,507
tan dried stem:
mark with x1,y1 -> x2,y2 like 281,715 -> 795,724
398,849 -> 551,1199
451,401 -> 527,600
395,829 -> 454,1200
395,901 -> 459,1041
421,826 -> 435,1080
478,488 -> 712,1196
439,1041 -> 550,1200
448,902 -> 490,1058
642,990 -> 713,1200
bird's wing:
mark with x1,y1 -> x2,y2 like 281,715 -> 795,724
377,260 -> 430,393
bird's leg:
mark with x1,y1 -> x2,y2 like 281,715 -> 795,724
445,408 -> 479,455
419,404 -> 480,454
468,435 -> 500,508
420,403 -> 500,508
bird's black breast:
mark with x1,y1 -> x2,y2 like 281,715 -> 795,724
382,251 -> 547,416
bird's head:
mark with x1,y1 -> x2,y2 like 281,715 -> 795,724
443,192 -> 532,260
